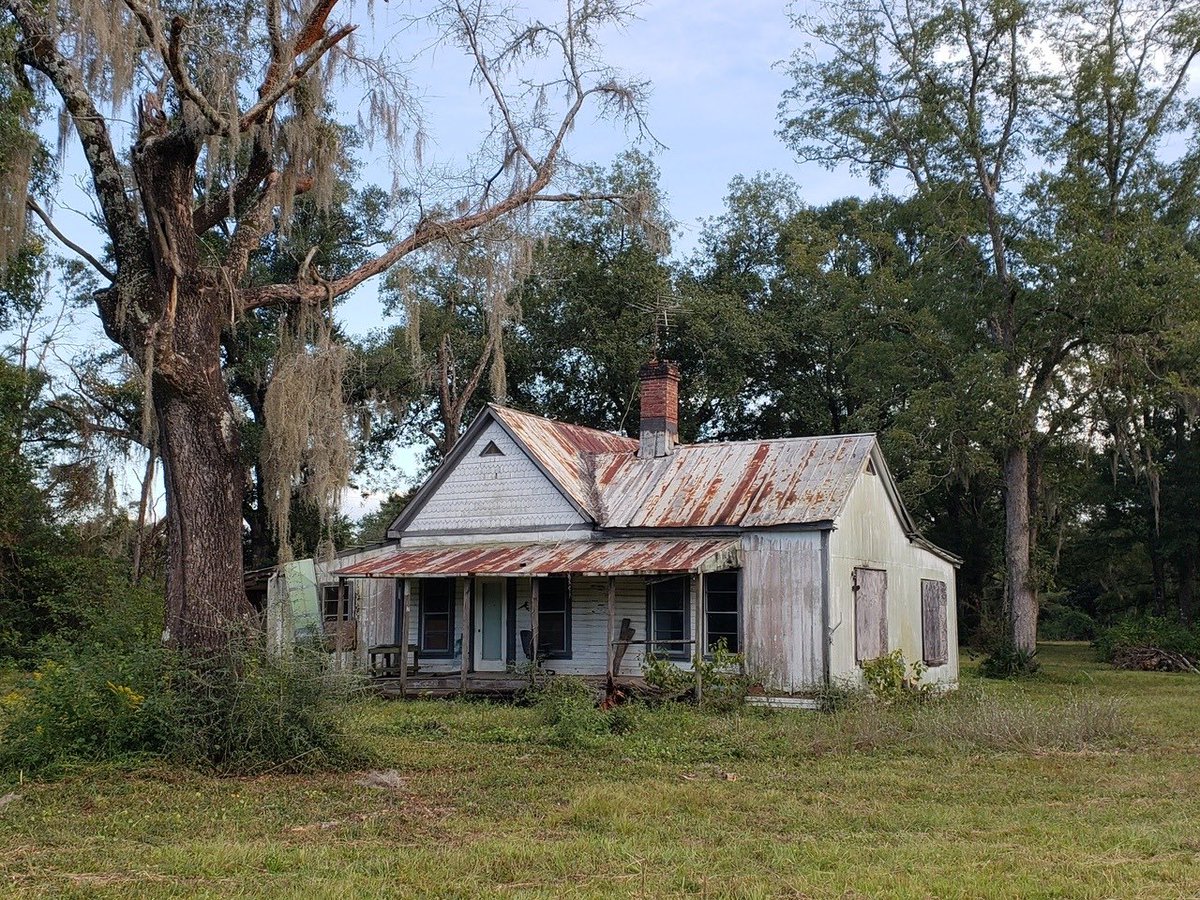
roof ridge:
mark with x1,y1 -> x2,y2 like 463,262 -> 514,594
488,402 -> 638,445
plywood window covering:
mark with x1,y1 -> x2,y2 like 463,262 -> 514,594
537,576 -> 572,659
321,583 -> 352,622
705,570 -> 740,653
647,576 -> 690,660
419,578 -> 456,658
853,567 -> 888,663
921,579 -> 949,666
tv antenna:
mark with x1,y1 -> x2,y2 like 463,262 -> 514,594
629,291 -> 682,358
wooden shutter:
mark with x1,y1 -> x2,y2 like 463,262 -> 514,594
854,567 -> 888,662
921,580 -> 950,667
921,579 -> 948,666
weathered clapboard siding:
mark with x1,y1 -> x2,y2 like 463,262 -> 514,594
406,420 -> 586,534
739,531 -> 825,691
828,466 -> 959,687
400,575 -> 670,676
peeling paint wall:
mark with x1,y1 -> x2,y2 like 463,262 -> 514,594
827,470 -> 959,687
740,531 -> 825,692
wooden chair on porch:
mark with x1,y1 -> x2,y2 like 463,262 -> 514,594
367,643 -> 420,679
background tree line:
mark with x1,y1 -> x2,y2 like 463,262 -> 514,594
3,0 -> 1200,666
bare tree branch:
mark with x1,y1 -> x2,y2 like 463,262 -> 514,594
26,197 -> 116,281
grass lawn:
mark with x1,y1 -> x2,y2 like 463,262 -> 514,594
1,643 -> 1198,898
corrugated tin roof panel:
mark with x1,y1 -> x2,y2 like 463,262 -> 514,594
333,537 -> 739,578
594,434 -> 874,528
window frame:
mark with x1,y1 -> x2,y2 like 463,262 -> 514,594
321,582 -> 353,623
536,576 -> 572,660
703,569 -> 741,656
418,577 -> 457,658
645,576 -> 691,660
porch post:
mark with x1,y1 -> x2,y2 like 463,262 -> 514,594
399,578 -> 411,700
461,578 -> 471,693
692,572 -> 703,706
530,576 -> 540,686
606,575 -> 616,680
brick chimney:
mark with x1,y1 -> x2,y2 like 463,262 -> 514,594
638,360 -> 680,459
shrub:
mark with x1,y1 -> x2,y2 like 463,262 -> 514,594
860,650 -> 931,702
1094,615 -> 1200,664
980,640 -> 1041,678
642,641 -> 751,710
0,639 -> 367,779
1039,603 -> 1097,641
531,677 -> 610,749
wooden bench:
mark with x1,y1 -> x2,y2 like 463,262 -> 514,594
368,643 -> 420,678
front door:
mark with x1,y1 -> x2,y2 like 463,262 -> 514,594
474,578 -> 506,672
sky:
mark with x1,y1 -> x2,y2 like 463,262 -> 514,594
17,0 -> 874,521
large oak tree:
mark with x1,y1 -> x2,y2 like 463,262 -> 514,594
0,0 -> 648,649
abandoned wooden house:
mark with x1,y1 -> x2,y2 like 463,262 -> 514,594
265,362 -> 960,698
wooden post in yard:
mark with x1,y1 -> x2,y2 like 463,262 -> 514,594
606,576 -> 616,680
692,573 -> 703,707
399,578 -> 411,700
530,577 -> 540,686
461,578 -> 471,694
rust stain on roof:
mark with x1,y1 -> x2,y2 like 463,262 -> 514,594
333,538 -> 740,578
483,405 -> 874,529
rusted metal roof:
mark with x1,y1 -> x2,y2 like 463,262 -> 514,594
333,537 -> 740,578
593,434 -> 875,528
488,405 -> 873,529
488,404 -> 637,519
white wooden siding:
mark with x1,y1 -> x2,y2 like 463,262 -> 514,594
828,467 -> 959,687
406,421 -> 587,534
739,531 -> 825,692
398,575 -> 684,676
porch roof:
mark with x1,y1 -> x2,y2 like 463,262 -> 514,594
331,537 -> 740,579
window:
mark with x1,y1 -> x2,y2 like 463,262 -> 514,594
647,576 -> 689,659
705,570 -> 740,653
853,567 -> 888,663
921,579 -> 949,666
536,577 -> 571,658
321,582 -> 352,622
419,578 -> 455,657
479,440 -> 504,457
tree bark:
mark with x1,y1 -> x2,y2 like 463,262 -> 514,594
157,375 -> 255,650
1003,441 -> 1037,654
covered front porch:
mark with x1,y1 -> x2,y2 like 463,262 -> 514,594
332,537 -> 742,698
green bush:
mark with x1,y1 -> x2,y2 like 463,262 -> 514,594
642,641 -> 751,710
531,677 -> 611,749
980,640 -> 1041,678
0,640 -> 367,779
860,650 -> 931,702
1094,615 -> 1200,663
1039,603 -> 1097,641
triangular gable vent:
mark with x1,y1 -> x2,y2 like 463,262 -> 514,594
479,440 -> 504,457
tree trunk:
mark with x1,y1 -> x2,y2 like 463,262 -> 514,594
157,374 -> 254,651
1003,442 -> 1037,654
1177,541 -> 1195,627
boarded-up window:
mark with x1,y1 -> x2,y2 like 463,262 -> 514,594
854,567 -> 887,663
921,579 -> 949,666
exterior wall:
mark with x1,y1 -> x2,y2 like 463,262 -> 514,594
739,531 -> 825,692
405,420 -> 586,535
398,575 -> 684,677
266,546 -> 397,669
827,470 -> 959,688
